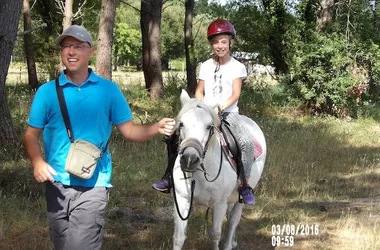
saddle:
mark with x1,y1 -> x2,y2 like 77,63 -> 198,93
220,119 -> 264,178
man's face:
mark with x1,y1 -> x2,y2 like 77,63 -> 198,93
210,34 -> 233,58
59,37 -> 94,74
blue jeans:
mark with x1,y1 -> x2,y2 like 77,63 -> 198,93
45,182 -> 109,250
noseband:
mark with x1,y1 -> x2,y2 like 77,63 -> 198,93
178,124 -> 224,183
178,125 -> 214,166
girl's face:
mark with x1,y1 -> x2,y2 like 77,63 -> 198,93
210,34 -> 234,58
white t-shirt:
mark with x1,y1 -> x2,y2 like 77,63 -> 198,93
198,57 -> 247,113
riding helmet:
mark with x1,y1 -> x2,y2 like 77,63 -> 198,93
207,19 -> 236,41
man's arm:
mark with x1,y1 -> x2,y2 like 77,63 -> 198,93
116,118 -> 175,142
24,126 -> 56,182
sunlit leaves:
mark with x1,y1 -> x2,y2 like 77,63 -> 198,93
113,23 -> 142,64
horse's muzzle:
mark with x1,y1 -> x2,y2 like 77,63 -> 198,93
178,138 -> 204,172
180,147 -> 201,172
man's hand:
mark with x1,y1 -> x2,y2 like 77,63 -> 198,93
158,118 -> 176,136
33,160 -> 57,183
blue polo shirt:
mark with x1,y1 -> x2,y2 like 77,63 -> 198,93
27,68 -> 132,187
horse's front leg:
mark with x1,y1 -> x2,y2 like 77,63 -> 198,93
172,163 -> 192,250
173,198 -> 189,250
223,202 -> 244,250
209,201 -> 228,250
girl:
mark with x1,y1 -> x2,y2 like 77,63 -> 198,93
194,19 -> 255,205
153,19 -> 255,206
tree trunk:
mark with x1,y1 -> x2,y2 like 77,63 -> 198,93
63,0 -> 73,30
96,0 -> 117,80
316,0 -> 334,32
0,91 -> 18,146
184,0 -> 197,95
140,0 -> 164,100
23,0 -> 39,90
0,0 -> 23,146
141,0 -> 150,90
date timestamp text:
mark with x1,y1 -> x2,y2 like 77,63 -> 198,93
271,224 -> 319,247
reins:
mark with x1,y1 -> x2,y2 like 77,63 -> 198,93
200,126 -> 224,183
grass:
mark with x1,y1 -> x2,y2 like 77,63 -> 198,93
1,73 -> 380,249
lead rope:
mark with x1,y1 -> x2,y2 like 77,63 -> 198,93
171,169 -> 195,221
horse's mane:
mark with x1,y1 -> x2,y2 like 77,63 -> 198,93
177,98 -> 221,127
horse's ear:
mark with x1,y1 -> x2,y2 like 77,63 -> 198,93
180,89 -> 191,106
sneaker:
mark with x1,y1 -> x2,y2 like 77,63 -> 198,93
152,177 -> 171,193
239,185 -> 255,205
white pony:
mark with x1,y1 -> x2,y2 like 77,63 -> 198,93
171,90 -> 267,250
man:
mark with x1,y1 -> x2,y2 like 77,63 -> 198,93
24,25 -> 175,250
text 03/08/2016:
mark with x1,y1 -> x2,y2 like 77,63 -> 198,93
272,224 -> 319,236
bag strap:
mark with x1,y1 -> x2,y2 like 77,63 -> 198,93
55,78 -> 109,154
100,140 -> 109,156
55,78 -> 75,143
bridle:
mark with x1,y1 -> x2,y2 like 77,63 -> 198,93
172,107 -> 224,221
177,121 -> 223,182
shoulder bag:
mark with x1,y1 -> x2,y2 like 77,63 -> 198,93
55,78 -> 108,179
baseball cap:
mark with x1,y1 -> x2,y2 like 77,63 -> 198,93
55,25 -> 92,47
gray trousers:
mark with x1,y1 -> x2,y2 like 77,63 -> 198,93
223,112 -> 254,178
45,182 -> 109,250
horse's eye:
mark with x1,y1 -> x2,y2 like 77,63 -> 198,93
206,124 -> 212,130
179,122 -> 184,128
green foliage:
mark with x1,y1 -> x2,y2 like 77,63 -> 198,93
113,23 -> 142,65
355,42 -> 380,101
224,0 -> 380,117
191,14 -> 213,64
282,32 -> 380,117
196,0 -> 230,17
334,0 -> 380,44
116,1 -> 140,30
358,102 -> 380,120
12,0 -> 102,83
163,71 -> 187,109
229,4 -> 271,63
161,4 -> 185,61
285,34 -> 356,115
